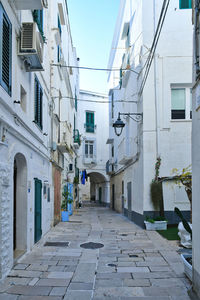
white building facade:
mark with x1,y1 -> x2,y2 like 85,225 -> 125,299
107,0 -> 193,226
0,0 -> 79,279
77,90 -> 110,206
191,0 -> 200,298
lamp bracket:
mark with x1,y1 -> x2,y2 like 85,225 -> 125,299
119,112 -> 143,122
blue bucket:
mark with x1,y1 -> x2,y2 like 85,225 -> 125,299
61,211 -> 69,222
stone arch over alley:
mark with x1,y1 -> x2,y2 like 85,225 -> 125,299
13,153 -> 27,259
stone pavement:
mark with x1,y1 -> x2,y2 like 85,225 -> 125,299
0,203 -> 191,299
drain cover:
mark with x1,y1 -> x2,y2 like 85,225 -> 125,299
44,242 -> 69,247
107,263 -> 117,267
80,242 -> 104,249
129,254 -> 138,258
120,234 -> 128,236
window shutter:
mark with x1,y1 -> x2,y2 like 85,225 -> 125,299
179,0 -> 192,9
39,88 -> 43,129
0,4 -> 12,95
34,76 -> 43,130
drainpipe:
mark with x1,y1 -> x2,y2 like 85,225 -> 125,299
153,0 -> 160,158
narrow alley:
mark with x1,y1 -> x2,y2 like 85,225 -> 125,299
0,204 -> 191,300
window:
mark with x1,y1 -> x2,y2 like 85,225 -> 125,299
111,92 -> 114,118
33,10 -> 44,38
34,76 -> 43,130
112,145 -> 114,157
171,87 -> 192,120
179,0 -> 192,9
85,140 -> 94,158
75,91 -> 77,111
171,88 -> 186,119
0,3 -> 12,96
86,112 -> 95,133
57,15 -> 62,63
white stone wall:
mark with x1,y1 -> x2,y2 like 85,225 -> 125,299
107,0 -> 192,222
77,91 -> 110,205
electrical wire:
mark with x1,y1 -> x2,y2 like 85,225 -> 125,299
52,94 -> 138,104
138,0 -> 170,97
50,63 -> 139,75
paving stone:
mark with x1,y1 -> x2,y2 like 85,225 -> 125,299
26,265 -> 48,272
50,287 -> 67,296
0,278 -> 31,293
93,287 -> 144,298
63,290 -> 92,300
117,267 -> 150,273
36,279 -> 70,287
96,273 -> 132,279
48,266 -> 65,272
123,279 -> 150,287
120,297 -> 170,300
136,261 -> 168,267
142,286 -> 189,297
95,279 -> 122,288
117,262 -> 136,267
46,272 -> 73,279
9,270 -> 42,278
64,265 -> 77,272
19,297 -> 62,300
132,271 -> 178,279
28,278 -> 39,286
0,294 -> 18,300
6,286 -> 51,296
68,282 -> 93,290
13,264 -> 29,270
149,266 -> 172,272
72,263 -> 96,283
150,278 -> 186,287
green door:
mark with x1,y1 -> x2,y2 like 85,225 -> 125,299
99,187 -> 102,203
34,178 -> 42,243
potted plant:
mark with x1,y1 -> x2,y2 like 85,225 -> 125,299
144,157 -> 167,230
174,207 -> 192,281
61,189 -> 69,222
67,195 -> 73,216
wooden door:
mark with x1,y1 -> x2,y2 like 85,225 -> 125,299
34,178 -> 42,243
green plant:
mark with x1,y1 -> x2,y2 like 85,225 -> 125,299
73,176 -> 79,185
150,157 -> 165,218
174,207 -> 192,239
61,189 -> 69,211
145,216 -> 166,223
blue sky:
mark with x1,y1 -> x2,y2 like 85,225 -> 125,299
67,0 -> 120,94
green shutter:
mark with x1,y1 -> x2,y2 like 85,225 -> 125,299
34,76 -> 43,130
33,10 -> 44,39
179,0 -> 192,9
0,3 -> 12,96
86,112 -> 94,133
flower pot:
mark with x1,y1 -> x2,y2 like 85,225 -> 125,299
61,211 -> 69,222
68,203 -> 73,216
178,222 -> 192,248
181,254 -> 192,281
144,220 -> 167,230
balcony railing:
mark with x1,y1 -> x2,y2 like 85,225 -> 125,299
73,129 -> 80,146
84,123 -> 96,133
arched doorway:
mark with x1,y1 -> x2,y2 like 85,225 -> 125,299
13,153 -> 27,258
88,172 -> 109,205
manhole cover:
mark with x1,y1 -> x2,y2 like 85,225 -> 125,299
44,242 -> 69,247
107,263 -> 117,267
80,242 -> 104,249
129,254 -> 138,258
69,221 -> 82,223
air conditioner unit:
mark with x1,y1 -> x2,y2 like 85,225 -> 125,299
18,23 -> 44,72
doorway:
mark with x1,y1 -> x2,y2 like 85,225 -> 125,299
13,153 -> 27,258
99,187 -> 102,203
127,182 -> 132,219
34,178 -> 42,243
112,184 -> 115,210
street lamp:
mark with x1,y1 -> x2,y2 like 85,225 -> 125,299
113,112 -> 143,137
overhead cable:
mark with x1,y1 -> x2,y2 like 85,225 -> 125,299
138,0 -> 170,97
50,63 -> 139,75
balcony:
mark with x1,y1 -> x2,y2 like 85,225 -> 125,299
14,0 -> 48,10
73,129 -> 81,149
57,122 -> 72,153
118,137 -> 134,165
83,155 -> 97,165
